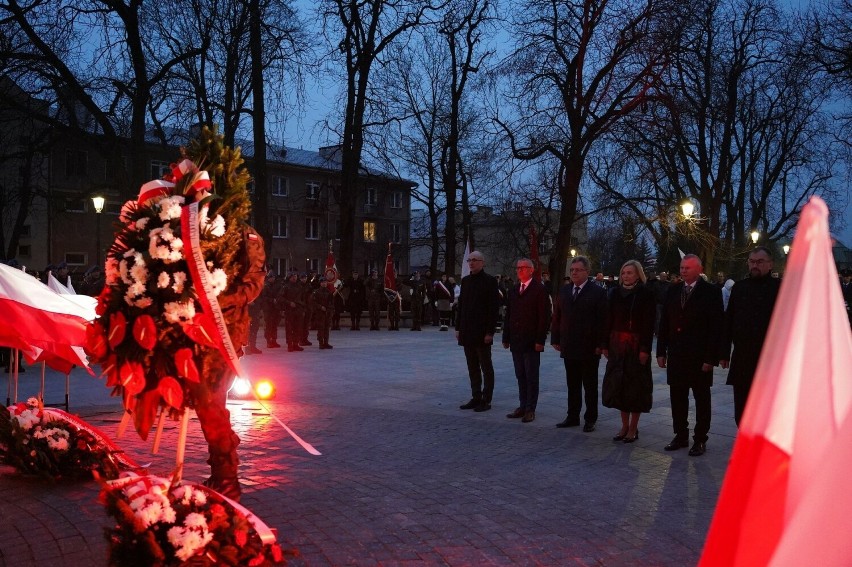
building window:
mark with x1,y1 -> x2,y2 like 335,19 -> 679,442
305,217 -> 319,240
65,252 -> 86,266
21,225 -> 31,236
105,201 -> 122,215
272,176 -> 289,197
65,149 -> 88,177
65,197 -> 87,213
150,160 -> 170,180
390,223 -> 401,244
364,260 -> 379,274
18,244 -> 31,257
363,221 -> 376,242
306,258 -> 319,273
390,191 -> 403,209
272,257 -> 288,276
366,187 -> 377,206
272,214 -> 288,238
306,181 -> 320,200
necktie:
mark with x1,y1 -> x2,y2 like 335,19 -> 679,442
573,286 -> 580,300
520,283 -> 526,294
681,284 -> 693,307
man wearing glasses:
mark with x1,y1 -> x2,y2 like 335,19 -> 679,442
503,259 -> 550,423
456,251 -> 501,412
719,246 -> 781,425
551,256 -> 609,432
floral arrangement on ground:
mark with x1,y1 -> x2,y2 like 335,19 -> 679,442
101,472 -> 291,566
0,397 -> 123,481
85,127 -> 253,439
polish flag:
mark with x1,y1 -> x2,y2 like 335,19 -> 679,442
0,263 -> 94,373
323,243 -> 339,292
699,197 -> 852,566
384,246 -> 396,291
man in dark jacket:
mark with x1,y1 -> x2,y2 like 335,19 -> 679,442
551,256 -> 608,432
456,251 -> 500,412
720,247 -> 781,425
503,258 -> 550,423
657,254 -> 724,456
344,270 -> 366,330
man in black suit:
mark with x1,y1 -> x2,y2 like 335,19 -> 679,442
657,254 -> 724,456
720,247 -> 781,426
551,256 -> 609,432
503,258 -> 550,423
456,251 -> 501,412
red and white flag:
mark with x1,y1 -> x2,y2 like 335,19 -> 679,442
384,247 -> 396,291
324,243 -> 339,292
699,196 -> 852,566
0,263 -> 94,373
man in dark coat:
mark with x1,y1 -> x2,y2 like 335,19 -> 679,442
657,254 -> 724,456
456,251 -> 500,412
551,256 -> 609,432
408,271 -> 427,331
282,272 -> 304,351
720,247 -> 781,425
343,270 -> 366,330
502,258 -> 550,423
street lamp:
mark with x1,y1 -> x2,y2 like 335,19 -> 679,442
783,244 -> 790,255
750,230 -> 760,244
92,196 -> 105,266
570,249 -> 576,258
680,199 -> 695,218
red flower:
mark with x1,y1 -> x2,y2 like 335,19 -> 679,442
174,348 -> 200,383
157,376 -> 183,409
132,314 -> 157,350
118,360 -> 145,396
108,312 -> 127,349
85,320 -> 109,360
102,355 -> 119,387
183,313 -> 219,348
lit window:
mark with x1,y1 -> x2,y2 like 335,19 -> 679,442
363,221 -> 376,242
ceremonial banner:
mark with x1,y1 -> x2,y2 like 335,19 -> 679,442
699,197 -> 852,566
461,238 -> 472,279
324,243 -> 339,292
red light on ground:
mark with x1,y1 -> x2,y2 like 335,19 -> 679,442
255,380 -> 275,400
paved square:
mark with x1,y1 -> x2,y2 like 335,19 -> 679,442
0,326 -> 737,565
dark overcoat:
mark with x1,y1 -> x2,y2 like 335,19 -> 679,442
502,279 -> 550,352
656,278 -> 724,388
550,282 -> 608,360
456,270 -> 500,347
720,274 -> 781,387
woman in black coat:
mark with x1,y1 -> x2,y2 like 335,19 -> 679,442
601,260 -> 657,443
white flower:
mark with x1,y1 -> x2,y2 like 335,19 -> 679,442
209,215 -> 226,237
26,397 -> 39,408
184,512 -> 208,529
208,268 -> 228,296
163,301 -> 196,324
157,272 -> 170,289
48,437 -> 69,451
192,490 -> 207,506
158,195 -> 185,221
172,271 -> 187,294
13,409 -> 41,431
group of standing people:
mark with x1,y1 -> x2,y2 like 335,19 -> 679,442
454,247 -> 784,458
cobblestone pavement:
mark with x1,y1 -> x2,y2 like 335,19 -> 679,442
0,326 -> 739,566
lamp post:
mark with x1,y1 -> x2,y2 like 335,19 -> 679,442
570,248 -> 576,258
750,230 -> 760,244
680,199 -> 695,218
782,244 -> 790,255
92,196 -> 105,266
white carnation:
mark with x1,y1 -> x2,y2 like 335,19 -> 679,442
164,301 -> 196,324
209,215 -> 226,237
158,195 -> 185,222
172,272 -> 187,294
157,272 -> 170,289
208,268 -> 228,296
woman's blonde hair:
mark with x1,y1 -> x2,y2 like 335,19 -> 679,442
620,260 -> 647,284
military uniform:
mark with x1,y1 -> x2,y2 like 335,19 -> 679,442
282,274 -> 305,351
192,225 -> 266,501
366,272 -> 384,330
344,272 -> 366,330
312,283 -> 335,348
408,274 -> 427,331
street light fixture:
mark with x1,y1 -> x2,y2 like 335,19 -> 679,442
680,199 -> 695,218
92,196 -> 105,266
570,249 -> 576,258
783,244 -> 790,255
750,230 -> 760,244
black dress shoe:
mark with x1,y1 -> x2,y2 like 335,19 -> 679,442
474,402 -> 491,412
688,441 -> 707,456
665,437 -> 690,451
583,422 -> 596,433
506,408 -> 525,419
521,411 -> 536,423
459,399 -> 480,410
555,417 -> 580,428
623,430 -> 639,443
613,430 -> 628,441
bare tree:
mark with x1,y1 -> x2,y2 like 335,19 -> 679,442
320,0 -> 439,274
494,0 -> 681,280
